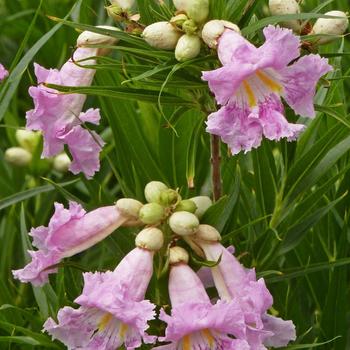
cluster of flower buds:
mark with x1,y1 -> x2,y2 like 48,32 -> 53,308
268,0 -> 348,44
142,0 -> 241,61
13,180 -> 296,349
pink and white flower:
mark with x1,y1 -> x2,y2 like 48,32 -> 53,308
12,201 -> 129,286
157,262 -> 248,349
0,63 -> 8,81
44,247 -> 157,350
202,25 -> 332,154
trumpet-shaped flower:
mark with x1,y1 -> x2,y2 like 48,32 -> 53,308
44,247 -> 156,350
13,201 -> 129,286
197,241 -> 296,349
202,25 -> 332,154
0,63 -> 8,81
157,263 -> 248,349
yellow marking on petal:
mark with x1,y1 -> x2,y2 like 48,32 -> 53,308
182,335 -> 191,350
202,329 -> 214,348
98,313 -> 113,331
119,323 -> 128,339
243,80 -> 257,107
256,70 -> 282,93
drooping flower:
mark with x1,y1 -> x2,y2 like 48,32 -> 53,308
0,63 -> 8,81
44,247 -> 157,350
202,25 -> 332,154
156,247 -> 248,349
26,29 -> 118,178
196,240 -> 296,349
12,201 -> 131,286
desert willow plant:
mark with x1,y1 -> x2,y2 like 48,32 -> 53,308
6,0 -> 350,349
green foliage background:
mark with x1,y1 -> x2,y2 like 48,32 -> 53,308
0,0 -> 349,349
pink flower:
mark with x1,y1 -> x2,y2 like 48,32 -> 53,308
202,25 -> 332,154
0,63 -> 8,81
26,47 -> 104,178
156,263 -> 248,349
12,201 -> 130,286
44,248 -> 156,350
197,241 -> 296,349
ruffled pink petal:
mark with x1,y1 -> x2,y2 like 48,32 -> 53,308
258,25 -> 300,69
63,125 -> 104,179
262,314 -> 296,347
79,108 -> 101,125
281,54 -> 332,118
0,63 -> 9,81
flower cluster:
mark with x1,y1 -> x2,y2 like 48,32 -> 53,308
13,181 -> 296,349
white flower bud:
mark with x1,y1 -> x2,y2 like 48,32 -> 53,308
144,181 -> 168,203
269,0 -> 301,32
77,26 -> 119,47
190,196 -> 212,218
135,227 -> 164,251
173,0 -> 209,23
53,153 -> 71,173
169,211 -> 199,236
175,199 -> 197,213
5,147 -> 32,167
169,246 -> 189,265
139,203 -> 166,224
194,224 -> 221,242
175,34 -> 201,62
312,11 -> 349,44
116,198 -> 143,219
15,129 -> 40,153
201,20 -> 240,49
109,0 -> 135,10
142,22 -> 182,50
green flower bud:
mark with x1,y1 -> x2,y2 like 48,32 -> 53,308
175,34 -> 201,62
15,129 -> 40,153
194,224 -> 221,242
175,199 -> 197,213
182,19 -> 198,35
144,181 -> 168,203
269,0 -> 301,32
139,203 -> 166,224
53,153 -> 71,173
5,147 -> 32,167
142,22 -> 182,50
169,211 -> 199,236
170,14 -> 189,28
312,11 -> 349,44
116,198 -> 143,219
190,196 -> 212,218
169,246 -> 189,265
202,20 -> 240,49
173,0 -> 209,23
135,227 -> 164,251
159,189 -> 181,206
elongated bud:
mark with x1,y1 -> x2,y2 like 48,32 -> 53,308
116,198 -> 143,219
15,129 -> 40,153
269,0 -> 301,32
169,246 -> 189,265
5,147 -> 32,167
159,189 -> 181,206
194,224 -> 221,242
175,199 -> 197,213
190,196 -> 212,218
135,227 -> 164,251
144,181 -> 168,203
142,22 -> 182,50
169,211 -> 199,236
173,0 -> 209,23
175,34 -> 201,62
201,20 -> 241,48
109,0 -> 135,10
170,14 -> 188,28
312,11 -> 349,44
53,153 -> 71,173
139,203 -> 166,224
77,26 -> 119,47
